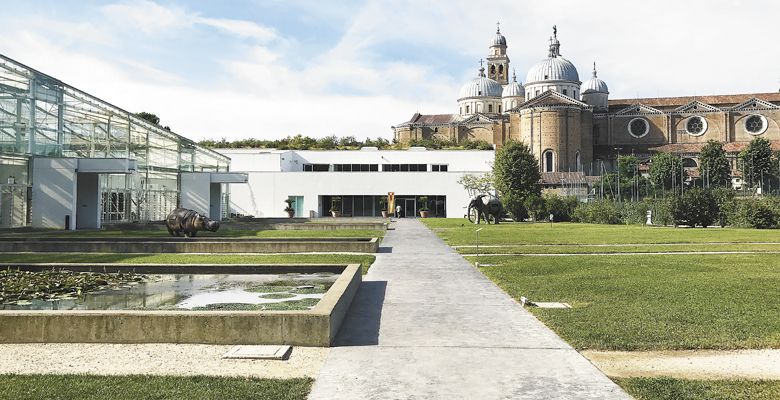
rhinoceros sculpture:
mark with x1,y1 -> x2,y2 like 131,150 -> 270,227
165,208 -> 220,237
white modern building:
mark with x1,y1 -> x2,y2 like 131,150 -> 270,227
219,148 -> 494,218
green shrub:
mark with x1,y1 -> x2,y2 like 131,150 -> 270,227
728,198 -> 778,229
670,188 -> 718,227
544,194 -> 578,222
572,200 -> 622,224
572,198 -> 675,226
523,194 -> 546,222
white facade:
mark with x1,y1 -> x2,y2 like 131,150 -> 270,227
219,148 -> 494,218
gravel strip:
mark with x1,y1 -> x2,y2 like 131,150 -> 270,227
0,343 -> 328,378
583,349 -> 780,380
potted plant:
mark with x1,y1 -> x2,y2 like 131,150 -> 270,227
418,196 -> 429,218
379,196 -> 388,218
284,198 -> 295,218
330,197 -> 341,218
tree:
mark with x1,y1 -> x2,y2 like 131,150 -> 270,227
492,140 -> 541,221
649,152 -> 684,191
739,137 -> 773,189
699,140 -> 731,187
670,188 -> 718,227
135,112 -> 160,125
457,172 -> 494,197
317,135 -> 339,149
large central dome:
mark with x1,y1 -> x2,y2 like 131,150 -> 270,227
525,26 -> 580,85
525,57 -> 579,84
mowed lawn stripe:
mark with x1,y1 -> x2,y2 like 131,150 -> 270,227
422,219 -> 780,245
474,253 -> 780,351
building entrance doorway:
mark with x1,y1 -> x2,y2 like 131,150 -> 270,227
403,198 -> 416,218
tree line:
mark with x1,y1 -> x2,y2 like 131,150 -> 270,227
461,137 -> 780,228
197,135 -> 494,150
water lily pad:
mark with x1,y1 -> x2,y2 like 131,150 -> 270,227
259,293 -> 296,299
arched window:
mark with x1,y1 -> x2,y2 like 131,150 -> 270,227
490,65 -> 496,75
543,150 -> 555,172
682,158 -> 698,168
575,151 -> 581,172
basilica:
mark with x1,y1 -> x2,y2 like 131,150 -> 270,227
392,26 -> 780,178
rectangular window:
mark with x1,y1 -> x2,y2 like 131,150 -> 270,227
369,164 -> 378,172
418,164 -> 427,172
400,164 -> 409,172
361,164 -> 370,172
333,164 -> 343,172
312,164 -> 329,172
563,89 -> 568,96
432,164 -> 448,172
303,164 -> 313,171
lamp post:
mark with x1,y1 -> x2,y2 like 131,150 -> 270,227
475,228 -> 483,257
614,147 -> 623,202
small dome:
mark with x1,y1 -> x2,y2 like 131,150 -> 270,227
502,71 -> 525,98
525,57 -> 579,84
492,26 -> 506,46
459,65 -> 503,100
581,62 -> 609,94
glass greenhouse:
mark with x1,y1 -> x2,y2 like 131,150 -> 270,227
0,54 -> 231,228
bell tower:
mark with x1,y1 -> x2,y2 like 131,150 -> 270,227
486,22 -> 510,85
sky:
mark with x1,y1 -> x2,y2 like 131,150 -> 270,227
1,0 -> 778,141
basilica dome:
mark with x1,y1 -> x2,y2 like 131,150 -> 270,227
581,63 -> 609,94
502,72 -> 525,98
525,57 -> 579,84
458,68 -> 503,100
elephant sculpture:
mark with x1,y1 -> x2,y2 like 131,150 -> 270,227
467,194 -> 503,224
165,208 -> 220,237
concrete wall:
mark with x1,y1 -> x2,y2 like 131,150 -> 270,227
31,158 -> 78,229
180,172 -> 211,215
219,149 -> 495,173
0,264 -> 362,346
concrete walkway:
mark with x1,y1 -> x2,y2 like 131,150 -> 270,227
309,219 -> 630,399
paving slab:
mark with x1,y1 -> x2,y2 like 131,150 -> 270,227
309,219 -> 630,399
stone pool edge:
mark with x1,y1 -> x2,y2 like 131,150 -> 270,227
0,263 -> 362,347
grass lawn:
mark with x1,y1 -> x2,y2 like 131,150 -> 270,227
473,254 -> 780,350
0,374 -> 311,400
0,229 -> 384,239
1,253 -> 376,274
458,243 -> 780,254
615,377 -> 780,400
422,218 -> 780,246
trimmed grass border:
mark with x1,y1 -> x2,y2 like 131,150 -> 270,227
615,377 -> 780,400
0,374 -> 312,400
0,253 -> 376,275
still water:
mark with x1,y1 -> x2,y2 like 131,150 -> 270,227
1,273 -> 337,311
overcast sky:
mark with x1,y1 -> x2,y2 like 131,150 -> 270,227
1,0 -> 778,141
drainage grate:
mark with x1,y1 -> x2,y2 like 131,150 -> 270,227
222,345 -> 292,360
